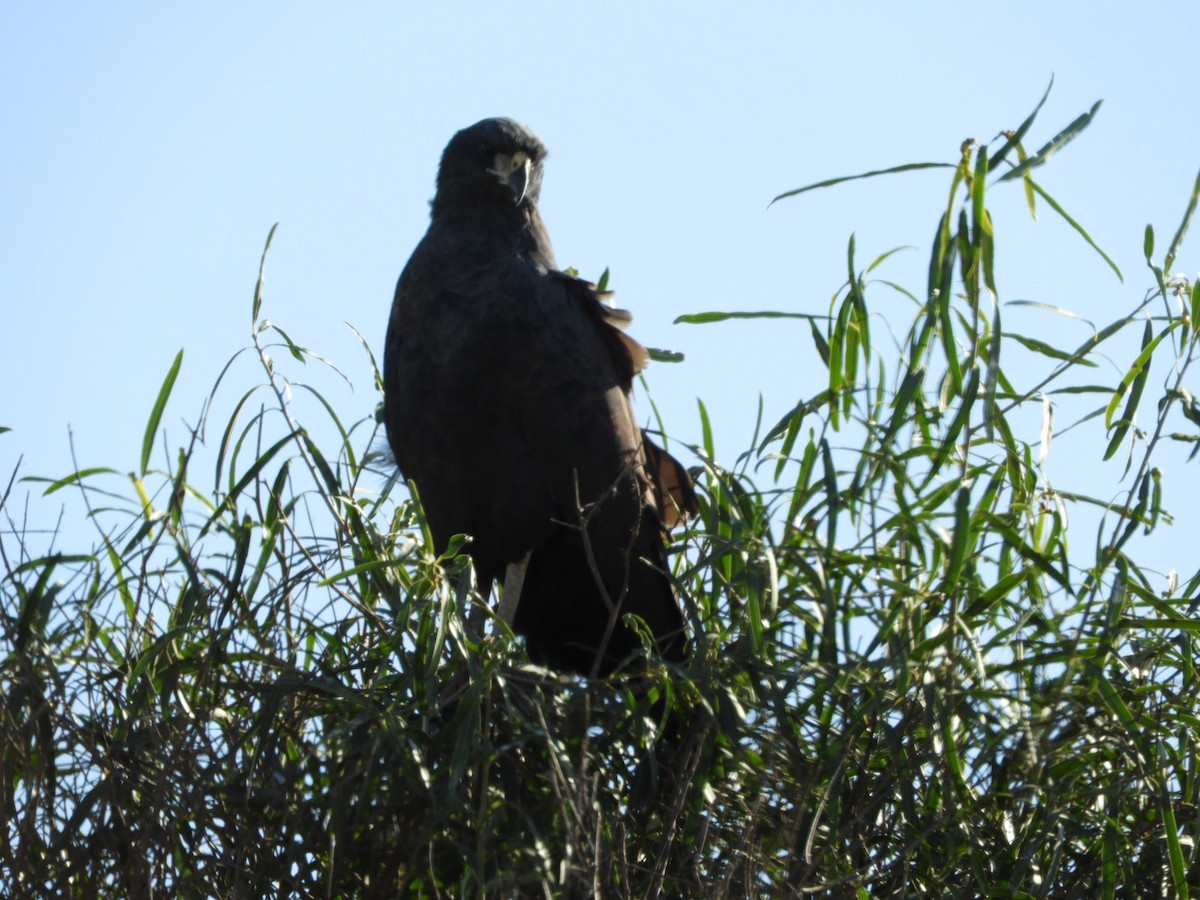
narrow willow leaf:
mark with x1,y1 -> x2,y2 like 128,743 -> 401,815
1096,672 -> 1136,729
252,223 -> 278,326
770,162 -> 954,205
675,310 -> 818,325
998,99 -> 1103,182
819,437 -> 839,546
302,434 -> 339,494
942,486 -> 973,595
1158,779 -> 1190,896
762,396 -> 824,448
101,536 -> 136,620
1104,323 -> 1163,465
1039,393 -> 1054,467
971,144 -> 989,246
850,292 -> 870,389
270,324 -> 308,364
881,367 -> 925,447
828,292 -> 848,428
698,398 -> 714,459
1019,143 -> 1036,218
1113,475 -> 1149,553
866,245 -> 912,273
938,288 -> 962,397
926,212 -> 949,312
772,405 -> 806,480
964,571 -> 1028,617
10,553 -> 93,581
979,511 -> 1074,594
746,576 -> 764,657
198,432 -> 297,538
141,349 -> 183,477
1005,331 -> 1097,365
980,219 -> 997,297
988,75 -> 1054,174
1146,468 -> 1162,534
36,466 -> 120,496
1104,319 -> 1165,430
809,318 -> 830,366
783,438 -> 818,531
1164,168 -> 1200,276
646,347 -> 685,363
1027,179 -> 1123,282
1005,299 -> 1090,321
993,410 -> 1026,503
925,367 -> 980,485
214,387 -> 263,493
956,207 -> 975,293
264,460 -> 291,533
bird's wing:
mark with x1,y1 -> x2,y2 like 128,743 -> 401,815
550,271 -> 697,529
385,235 -> 564,579
641,432 -> 699,529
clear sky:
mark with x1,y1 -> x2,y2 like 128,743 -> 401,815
3,4 -> 1199,586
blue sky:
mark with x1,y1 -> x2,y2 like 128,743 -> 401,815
3,4 -> 1199,586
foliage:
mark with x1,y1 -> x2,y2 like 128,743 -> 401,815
4,87 -> 1200,897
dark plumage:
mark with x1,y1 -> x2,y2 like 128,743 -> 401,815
383,118 -> 696,676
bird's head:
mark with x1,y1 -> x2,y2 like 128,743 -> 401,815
432,118 -> 548,215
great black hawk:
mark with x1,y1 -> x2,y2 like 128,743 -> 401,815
383,117 -> 696,676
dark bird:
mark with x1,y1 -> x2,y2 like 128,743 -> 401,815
383,118 -> 696,676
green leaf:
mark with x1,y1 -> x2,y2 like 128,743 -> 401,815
1020,142 -> 1037,218
1095,673 -> 1136,729
925,366 -> 980,485
646,347 -> 685,363
809,318 -> 830,366
998,99 -> 1103,182
880,366 -> 925,448
270,324 -> 308,363
941,486 -> 973,593
1026,178 -> 1123,282
1104,319 -> 1165,430
198,431 -> 297,538
1164,168 -> 1200,276
698,398 -> 714,459
866,245 -> 913,273
964,571 -> 1028,616
988,75 -> 1055,174
983,300 -> 1001,440
675,310 -> 820,325
1004,332 -> 1097,365
1159,778 -> 1190,897
971,144 -> 989,246
770,162 -> 954,206
141,349 -> 183,476
252,223 -> 278,325
35,466 -> 120,496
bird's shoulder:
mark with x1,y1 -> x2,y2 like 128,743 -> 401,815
541,270 -> 649,391
392,226 -> 648,391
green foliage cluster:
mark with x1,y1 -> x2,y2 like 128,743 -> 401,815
4,88 -> 1200,896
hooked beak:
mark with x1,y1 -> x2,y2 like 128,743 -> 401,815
488,150 -> 533,204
